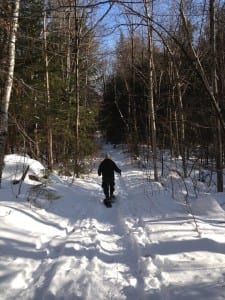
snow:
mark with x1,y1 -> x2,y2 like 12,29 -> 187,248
0,145 -> 225,300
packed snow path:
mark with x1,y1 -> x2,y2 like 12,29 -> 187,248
1,145 -> 225,299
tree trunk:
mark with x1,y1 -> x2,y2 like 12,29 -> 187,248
144,0 -> 158,181
209,0 -> 223,191
175,68 -> 187,177
34,95 -> 40,158
130,23 -> 139,157
43,10 -> 53,171
0,0 -> 20,186
74,0 -> 80,178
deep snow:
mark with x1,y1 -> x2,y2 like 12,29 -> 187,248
0,145 -> 225,300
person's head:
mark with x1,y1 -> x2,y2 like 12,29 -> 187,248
104,153 -> 110,159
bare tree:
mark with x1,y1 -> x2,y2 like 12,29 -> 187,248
0,0 -> 20,186
43,8 -> 54,171
144,0 -> 158,181
209,0 -> 223,191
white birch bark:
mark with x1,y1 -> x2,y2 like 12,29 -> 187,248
43,10 -> 53,171
144,0 -> 158,181
0,0 -> 20,185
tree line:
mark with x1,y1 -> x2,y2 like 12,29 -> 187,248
0,0 -> 225,191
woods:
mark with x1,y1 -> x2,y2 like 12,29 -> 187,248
0,0 -> 225,190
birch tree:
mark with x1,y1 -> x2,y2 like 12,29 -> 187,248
0,0 -> 20,185
144,0 -> 158,181
43,7 -> 54,171
209,0 -> 223,191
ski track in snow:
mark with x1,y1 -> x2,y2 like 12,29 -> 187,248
1,146 -> 225,299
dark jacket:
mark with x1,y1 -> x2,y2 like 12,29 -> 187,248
98,158 -> 121,181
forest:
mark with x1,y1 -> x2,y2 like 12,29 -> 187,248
0,0 -> 225,190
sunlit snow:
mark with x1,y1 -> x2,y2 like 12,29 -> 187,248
0,145 -> 225,299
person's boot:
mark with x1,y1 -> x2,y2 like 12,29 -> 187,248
104,197 -> 112,207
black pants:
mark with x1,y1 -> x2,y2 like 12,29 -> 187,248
102,179 -> 114,199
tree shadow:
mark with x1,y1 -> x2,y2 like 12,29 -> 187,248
144,238 -> 225,257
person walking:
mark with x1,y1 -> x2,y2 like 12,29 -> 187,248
98,153 -> 121,206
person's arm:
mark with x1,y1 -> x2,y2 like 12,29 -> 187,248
113,162 -> 121,175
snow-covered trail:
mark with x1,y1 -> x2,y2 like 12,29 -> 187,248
0,148 -> 148,299
106,146 -> 225,299
28,160 -> 147,299
1,145 -> 225,299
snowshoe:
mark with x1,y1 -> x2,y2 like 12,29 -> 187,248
110,194 -> 116,202
103,198 -> 112,208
